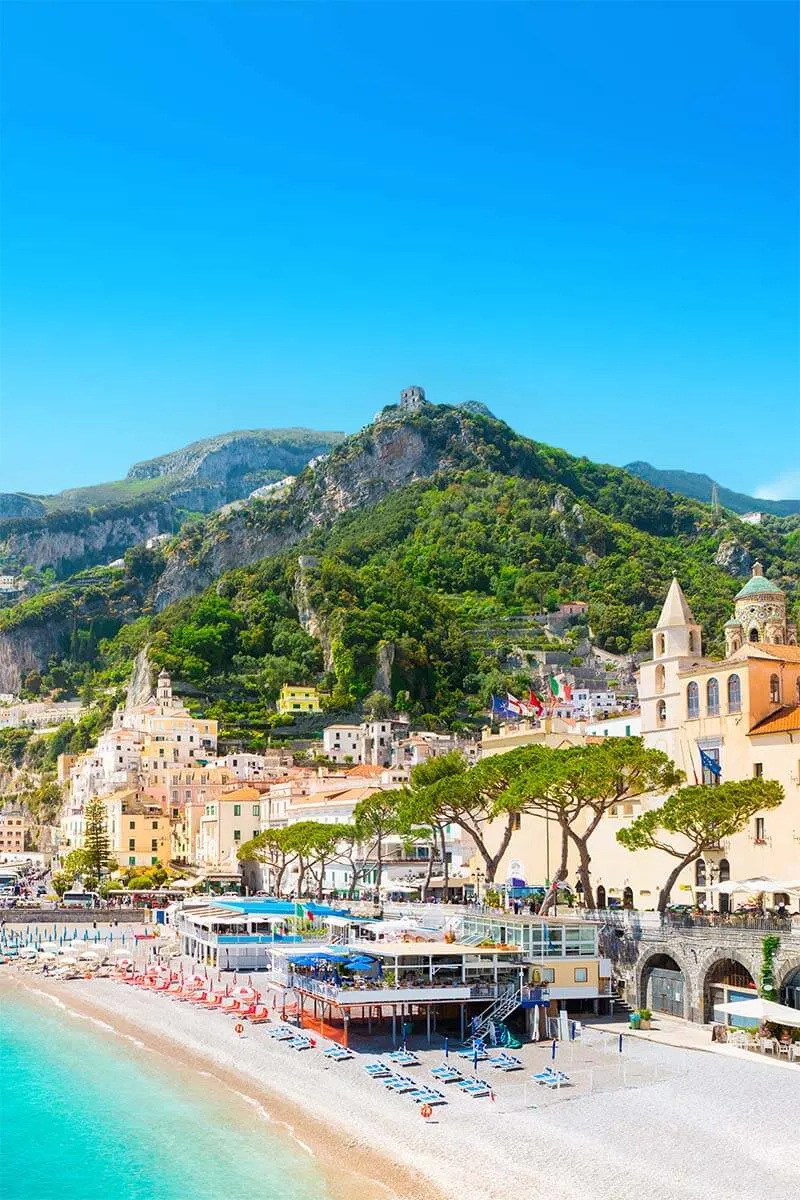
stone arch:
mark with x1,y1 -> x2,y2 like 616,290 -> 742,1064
636,944 -> 694,1019
698,951 -> 759,1023
777,954 -> 800,1009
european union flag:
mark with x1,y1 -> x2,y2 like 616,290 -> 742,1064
700,749 -> 722,778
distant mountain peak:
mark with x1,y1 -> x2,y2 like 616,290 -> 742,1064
624,461 -> 800,518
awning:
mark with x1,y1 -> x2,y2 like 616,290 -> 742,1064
714,997 -> 800,1027
711,876 -> 800,894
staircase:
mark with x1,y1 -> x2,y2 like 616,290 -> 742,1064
468,986 -> 522,1042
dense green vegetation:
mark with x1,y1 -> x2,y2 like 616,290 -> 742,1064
2,405 -> 797,747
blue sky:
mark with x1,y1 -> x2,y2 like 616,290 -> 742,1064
2,2 -> 798,497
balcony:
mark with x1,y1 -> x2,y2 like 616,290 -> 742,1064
287,972 -> 519,1007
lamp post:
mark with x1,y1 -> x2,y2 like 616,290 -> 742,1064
475,868 -> 484,908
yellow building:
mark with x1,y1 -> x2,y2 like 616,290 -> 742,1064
277,684 -> 322,715
0,807 -> 28,855
105,789 -> 171,870
197,786 -> 264,869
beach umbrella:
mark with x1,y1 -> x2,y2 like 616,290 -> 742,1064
618,1034 -> 623,1054
230,986 -> 256,1001
551,1039 -> 557,1062
473,1043 -> 478,1070
444,1037 -> 449,1059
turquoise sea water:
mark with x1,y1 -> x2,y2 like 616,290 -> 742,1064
0,988 -> 335,1200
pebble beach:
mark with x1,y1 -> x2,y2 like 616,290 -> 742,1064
3,959 -> 799,1200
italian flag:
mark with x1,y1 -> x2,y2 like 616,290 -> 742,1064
549,676 -> 573,701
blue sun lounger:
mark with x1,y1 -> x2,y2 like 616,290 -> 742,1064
269,1026 -> 298,1041
289,1036 -> 312,1050
456,1076 -> 491,1098
457,1042 -> 488,1061
409,1087 -> 448,1105
488,1053 -> 523,1071
388,1049 -> 420,1067
533,1067 -> 571,1088
324,1043 -> 353,1061
384,1075 -> 417,1093
430,1064 -> 464,1084
364,1061 -> 392,1077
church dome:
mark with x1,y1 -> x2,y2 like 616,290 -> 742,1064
734,562 -> 783,601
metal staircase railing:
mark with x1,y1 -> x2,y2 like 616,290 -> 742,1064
468,985 -> 522,1041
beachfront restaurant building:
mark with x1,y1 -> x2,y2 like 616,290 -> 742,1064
460,912 -> 615,1023
174,899 -> 349,971
269,941 -> 528,1044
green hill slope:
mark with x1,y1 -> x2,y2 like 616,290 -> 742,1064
1,402 -> 796,743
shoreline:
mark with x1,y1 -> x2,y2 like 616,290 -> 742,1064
1,973 -> 443,1200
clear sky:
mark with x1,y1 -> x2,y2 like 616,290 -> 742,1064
2,2 -> 798,498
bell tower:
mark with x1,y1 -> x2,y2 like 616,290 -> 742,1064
639,576 -> 705,759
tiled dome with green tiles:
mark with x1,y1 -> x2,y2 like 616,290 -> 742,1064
734,562 -> 784,600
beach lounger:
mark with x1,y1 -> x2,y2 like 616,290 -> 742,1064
269,1026 -> 298,1041
488,1053 -> 523,1071
289,1037 -> 312,1051
430,1065 -> 463,1083
409,1088 -> 448,1105
247,1007 -> 270,1024
364,1062 -> 392,1077
457,1078 -> 491,1098
540,1071 -> 571,1089
384,1076 -> 417,1093
388,1050 -> 420,1066
457,1043 -> 487,1061
323,1043 -> 353,1061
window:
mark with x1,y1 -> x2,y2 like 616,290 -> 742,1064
727,675 -> 741,713
695,859 -> 706,887
541,967 -> 555,983
171,790 -> 178,803
129,856 -> 136,866
656,633 -> 665,657
233,829 -> 241,841
172,808 -> 179,820
656,700 -> 667,725
687,682 -> 699,718
689,631 -> 697,653
185,790 -> 191,801
596,885 -> 606,908
701,747 -> 720,786
152,820 -> 159,829
655,665 -> 665,693
707,678 -> 719,716
574,967 -> 588,983
233,804 -> 241,817
749,627 -> 759,642
769,674 -> 781,704
151,856 -> 158,865
151,839 -> 158,851
755,817 -> 765,843
129,838 -> 136,851
129,819 -> 136,829
719,858 -> 730,882
252,805 -> 260,817
753,762 -> 763,778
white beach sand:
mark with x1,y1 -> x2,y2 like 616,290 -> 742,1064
6,970 -> 799,1200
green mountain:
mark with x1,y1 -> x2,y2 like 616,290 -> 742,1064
1,400 -> 796,747
624,461 -> 800,517
0,428 -> 345,580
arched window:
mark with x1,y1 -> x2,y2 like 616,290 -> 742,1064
656,699 -> 667,725
731,638 -> 741,652
695,859 -> 707,887
707,678 -> 720,716
769,674 -> 781,704
749,628 -> 759,643
687,682 -> 699,718
688,631 -> 696,653
656,633 -> 666,657
596,885 -> 606,909
727,674 -> 741,713
655,665 -> 666,693
623,886 -> 634,908
718,859 -> 731,914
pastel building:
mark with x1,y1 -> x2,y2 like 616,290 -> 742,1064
276,685 -> 322,715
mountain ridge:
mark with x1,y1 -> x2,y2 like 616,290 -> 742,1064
624,461 -> 800,517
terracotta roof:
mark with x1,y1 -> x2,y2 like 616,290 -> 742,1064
750,706 -> 800,735
346,764 -> 386,778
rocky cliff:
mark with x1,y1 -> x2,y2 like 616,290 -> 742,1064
0,427 -> 345,580
152,410 -> 462,609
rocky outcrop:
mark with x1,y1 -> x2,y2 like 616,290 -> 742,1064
127,648 -> 154,708
153,416 -> 453,610
1,509 -> 171,576
0,621 -> 71,694
373,641 -> 396,694
0,494 -> 46,520
714,538 -> 752,577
